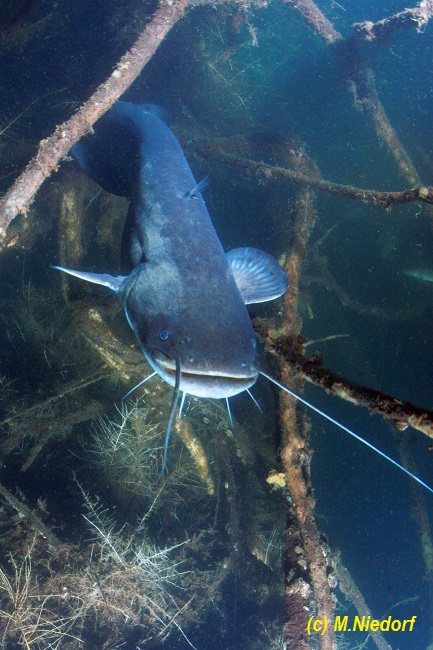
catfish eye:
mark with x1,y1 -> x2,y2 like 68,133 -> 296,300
159,329 -> 169,341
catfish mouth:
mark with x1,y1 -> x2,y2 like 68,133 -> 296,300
165,365 -> 257,385
150,351 -> 258,399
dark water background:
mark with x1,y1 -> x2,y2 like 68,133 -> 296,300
0,0 -> 432,648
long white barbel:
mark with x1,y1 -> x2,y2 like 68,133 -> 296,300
259,370 -> 433,495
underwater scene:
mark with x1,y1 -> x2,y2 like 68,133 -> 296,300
0,0 -> 433,648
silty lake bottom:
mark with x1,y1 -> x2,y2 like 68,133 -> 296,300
0,0 -> 432,648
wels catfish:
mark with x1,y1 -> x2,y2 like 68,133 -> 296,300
54,101 -> 432,493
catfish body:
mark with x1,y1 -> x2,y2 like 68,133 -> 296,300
53,103 -> 433,494
60,102 -> 288,398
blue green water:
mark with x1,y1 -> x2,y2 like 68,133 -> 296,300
0,0 -> 432,648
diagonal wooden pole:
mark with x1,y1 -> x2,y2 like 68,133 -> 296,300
0,0 -> 190,236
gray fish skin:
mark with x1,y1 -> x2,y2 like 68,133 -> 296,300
55,105 -> 433,493
64,102 -> 287,399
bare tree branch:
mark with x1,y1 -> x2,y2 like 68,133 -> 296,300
194,139 -> 433,208
353,0 -> 433,42
254,318 -> 433,439
283,0 -> 342,43
0,0 -> 189,235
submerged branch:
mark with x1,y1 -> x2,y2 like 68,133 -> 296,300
277,149 -> 337,650
0,0 -> 189,234
305,253 -> 429,322
196,141 -> 433,208
334,553 -> 392,650
353,0 -> 433,42
0,369 -> 107,429
254,319 -> 433,439
282,0 -> 342,43
286,0 -> 427,191
347,66 -> 423,188
0,483 -> 61,550
1,0 -> 430,239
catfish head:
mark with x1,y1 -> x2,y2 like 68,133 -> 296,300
54,247 -> 287,400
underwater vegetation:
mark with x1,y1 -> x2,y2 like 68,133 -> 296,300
0,345 -> 287,648
0,0 -> 432,648
0,504 -> 192,648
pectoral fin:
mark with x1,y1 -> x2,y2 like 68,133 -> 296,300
51,266 -> 126,293
227,247 -> 288,304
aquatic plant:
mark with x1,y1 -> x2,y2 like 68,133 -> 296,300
0,498 -> 196,649
0,536 -> 81,649
75,488 -> 194,644
86,401 -> 206,511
